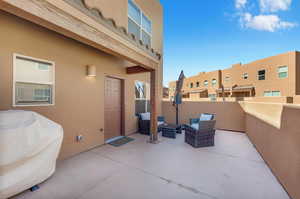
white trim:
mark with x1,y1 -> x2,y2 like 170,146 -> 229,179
277,66 -> 288,79
12,53 -> 55,107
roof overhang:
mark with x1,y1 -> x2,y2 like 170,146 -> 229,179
232,85 -> 255,92
216,88 -> 231,93
189,89 -> 208,94
0,0 -> 160,70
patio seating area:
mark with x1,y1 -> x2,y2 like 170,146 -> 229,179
12,130 -> 289,199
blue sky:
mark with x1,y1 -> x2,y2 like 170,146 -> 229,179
160,0 -> 300,86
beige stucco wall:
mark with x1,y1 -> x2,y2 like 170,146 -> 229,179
84,0 -> 163,53
162,100 -> 300,199
169,52 -> 297,99
296,52 -> 300,95
162,101 -> 245,132
0,11 -> 162,159
245,105 -> 300,199
222,52 -> 296,97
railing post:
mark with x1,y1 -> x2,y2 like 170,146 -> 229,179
149,70 -> 158,143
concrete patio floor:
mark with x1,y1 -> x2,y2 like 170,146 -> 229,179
12,130 -> 290,199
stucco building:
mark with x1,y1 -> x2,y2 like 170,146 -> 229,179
0,0 -> 163,159
169,51 -> 300,100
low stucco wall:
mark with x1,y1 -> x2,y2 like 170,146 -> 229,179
245,104 -> 300,199
162,101 -> 245,132
162,100 -> 300,199
293,95 -> 300,104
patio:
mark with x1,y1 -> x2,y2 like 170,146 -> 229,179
12,130 -> 289,199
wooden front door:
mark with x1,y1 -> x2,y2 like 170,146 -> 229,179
105,77 -> 122,141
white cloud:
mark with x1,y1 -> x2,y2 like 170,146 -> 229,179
241,12 -> 297,32
235,0 -> 247,9
260,0 -> 292,12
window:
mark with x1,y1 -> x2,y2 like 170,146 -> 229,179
135,81 -> 150,114
128,0 -> 152,47
211,79 -> 217,86
190,83 -> 193,88
13,54 -> 55,106
225,76 -> 230,82
208,94 -> 216,101
264,91 -> 281,97
204,80 -> 208,86
242,73 -> 248,79
272,91 -> 281,96
278,66 -> 288,79
196,82 -> 200,87
258,70 -> 265,80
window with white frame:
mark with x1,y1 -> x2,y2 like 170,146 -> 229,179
135,81 -> 150,114
13,54 -> 55,106
264,91 -> 281,97
204,80 -> 208,86
128,0 -> 152,47
208,94 -> 216,101
225,76 -> 230,82
211,79 -> 217,86
278,66 -> 288,79
242,73 -> 248,79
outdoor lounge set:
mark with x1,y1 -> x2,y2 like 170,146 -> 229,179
137,113 -> 216,148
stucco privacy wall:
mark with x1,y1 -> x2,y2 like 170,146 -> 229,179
162,101 -> 300,199
245,105 -> 300,199
0,11 -> 162,159
162,101 -> 245,132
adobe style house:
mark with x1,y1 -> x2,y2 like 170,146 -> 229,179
0,0 -> 163,159
169,51 -> 300,100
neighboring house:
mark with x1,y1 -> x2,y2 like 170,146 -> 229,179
163,87 -> 169,98
169,51 -> 300,100
0,0 -> 163,159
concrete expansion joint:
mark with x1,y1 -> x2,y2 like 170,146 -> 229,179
93,153 -> 219,199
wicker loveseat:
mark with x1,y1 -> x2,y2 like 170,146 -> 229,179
184,113 -> 216,148
137,113 -> 165,135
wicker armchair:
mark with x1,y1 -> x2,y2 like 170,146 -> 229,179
184,113 -> 216,148
137,113 -> 165,135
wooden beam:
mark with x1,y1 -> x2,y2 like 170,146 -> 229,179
126,66 -> 151,74
149,70 -> 158,143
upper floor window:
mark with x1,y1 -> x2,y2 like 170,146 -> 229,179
258,70 -> 265,80
13,54 -> 55,106
264,91 -> 281,97
128,0 -> 152,47
204,80 -> 208,86
225,76 -> 230,82
278,66 -> 288,79
242,73 -> 248,79
190,83 -> 193,88
211,79 -> 217,86
196,82 -> 200,87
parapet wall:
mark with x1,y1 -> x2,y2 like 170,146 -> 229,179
162,101 -> 245,132
162,101 -> 300,199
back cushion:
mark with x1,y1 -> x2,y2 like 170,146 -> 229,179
140,112 -> 150,120
200,113 -> 214,121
